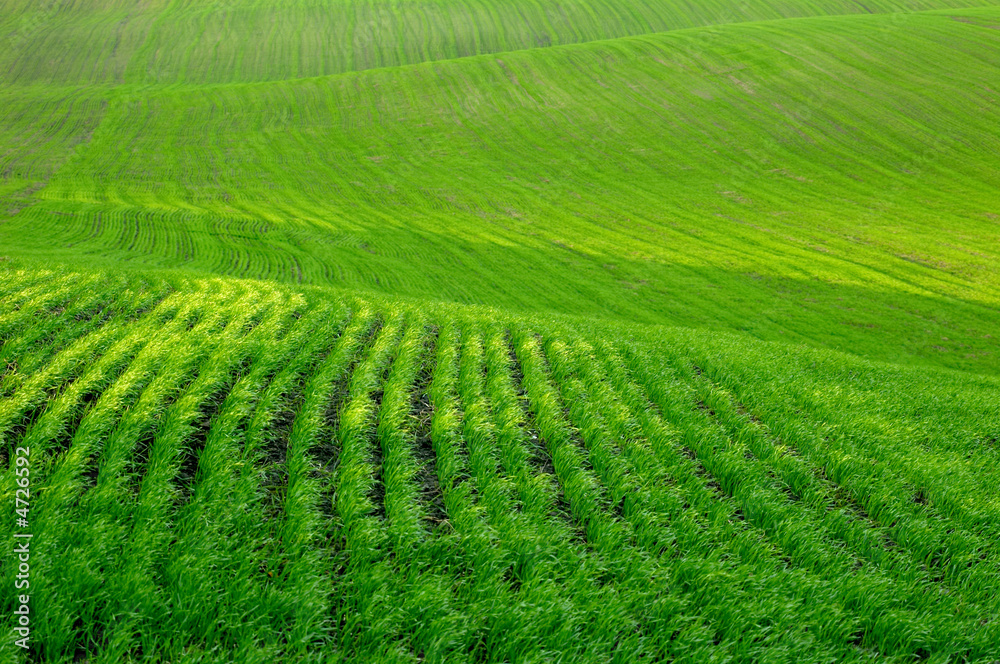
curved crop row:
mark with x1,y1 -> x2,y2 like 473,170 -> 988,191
0,267 -> 997,662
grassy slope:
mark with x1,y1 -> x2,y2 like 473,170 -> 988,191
2,8 -> 1000,372
0,263 -> 997,663
1,0 -> 1000,661
1,0 -> 999,85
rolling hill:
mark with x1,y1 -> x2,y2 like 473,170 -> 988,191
1,0 -> 999,662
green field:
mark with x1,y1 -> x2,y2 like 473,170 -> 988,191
1,0 -> 1000,661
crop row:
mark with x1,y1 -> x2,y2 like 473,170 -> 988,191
0,276 -> 997,661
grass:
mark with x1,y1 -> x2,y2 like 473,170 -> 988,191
2,0 -> 999,86
0,262 -> 998,662
3,8 -> 1000,372
1,0 -> 999,661
0,266 -> 996,662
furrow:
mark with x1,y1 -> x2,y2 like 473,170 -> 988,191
17,295 -> 241,656
275,305 -> 384,651
374,320 -> 438,551
91,287 -> 286,654
156,297 -> 346,655
679,349 -> 1000,615
616,340 -> 996,658
510,325 -> 736,661
219,300 -> 356,658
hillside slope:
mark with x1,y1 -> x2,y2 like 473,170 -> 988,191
2,9 -> 1000,372
1,0 -> 999,85
2,0 -> 1000,661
